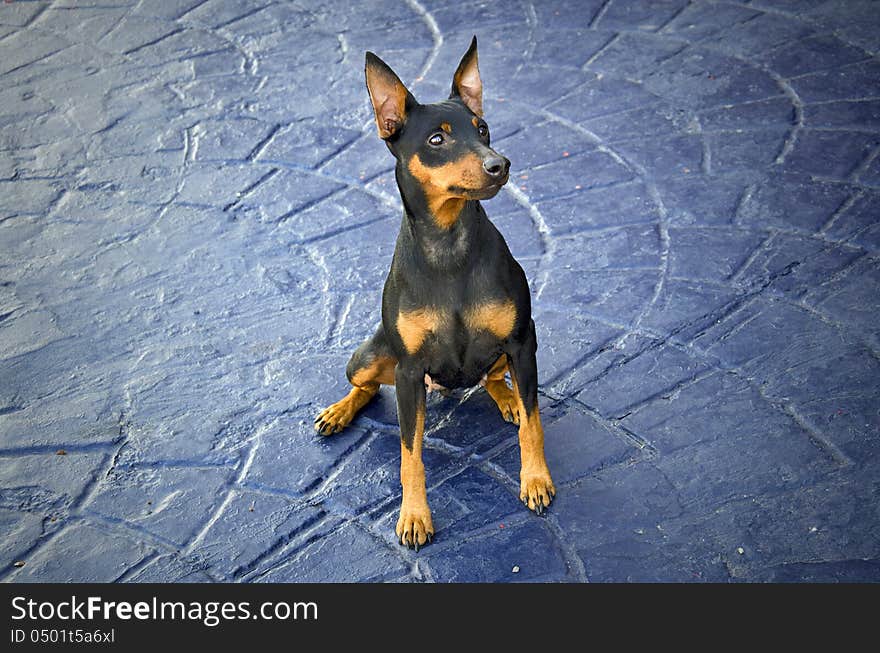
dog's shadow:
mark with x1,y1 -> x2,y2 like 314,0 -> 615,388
359,385 -> 516,455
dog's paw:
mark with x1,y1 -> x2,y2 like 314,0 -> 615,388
520,470 -> 555,516
496,396 -> 520,425
396,503 -> 434,551
314,399 -> 355,435
486,381 -> 520,425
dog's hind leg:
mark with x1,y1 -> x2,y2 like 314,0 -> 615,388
315,324 -> 396,435
484,354 -> 520,425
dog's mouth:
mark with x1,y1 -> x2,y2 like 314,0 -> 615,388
451,174 -> 509,200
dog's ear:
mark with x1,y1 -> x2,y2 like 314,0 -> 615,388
450,36 -> 482,117
365,52 -> 414,140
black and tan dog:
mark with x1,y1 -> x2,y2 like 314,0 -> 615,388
315,38 -> 555,549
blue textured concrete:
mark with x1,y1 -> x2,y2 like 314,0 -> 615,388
1,0 -> 879,583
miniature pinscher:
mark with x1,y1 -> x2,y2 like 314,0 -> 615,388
315,37 -> 555,550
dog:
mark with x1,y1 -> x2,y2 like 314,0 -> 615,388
315,37 -> 555,550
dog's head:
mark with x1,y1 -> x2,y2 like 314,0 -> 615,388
365,37 -> 510,227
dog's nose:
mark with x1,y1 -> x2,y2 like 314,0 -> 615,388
482,155 -> 510,179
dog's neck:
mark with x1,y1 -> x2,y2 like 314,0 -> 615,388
395,165 -> 483,273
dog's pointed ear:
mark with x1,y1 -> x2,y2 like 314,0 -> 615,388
365,52 -> 414,140
450,36 -> 482,117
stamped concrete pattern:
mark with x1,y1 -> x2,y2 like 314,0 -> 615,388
1,1 -> 879,582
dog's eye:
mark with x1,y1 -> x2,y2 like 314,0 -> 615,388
428,132 -> 445,146
478,124 -> 488,138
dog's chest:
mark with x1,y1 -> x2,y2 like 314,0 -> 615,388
395,298 -> 515,388
397,299 -> 515,351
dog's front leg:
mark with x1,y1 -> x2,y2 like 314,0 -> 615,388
507,320 -> 556,514
394,361 -> 433,549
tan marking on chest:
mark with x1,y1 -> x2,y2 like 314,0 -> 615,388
408,153 -> 483,229
464,300 -> 517,339
397,308 -> 443,354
